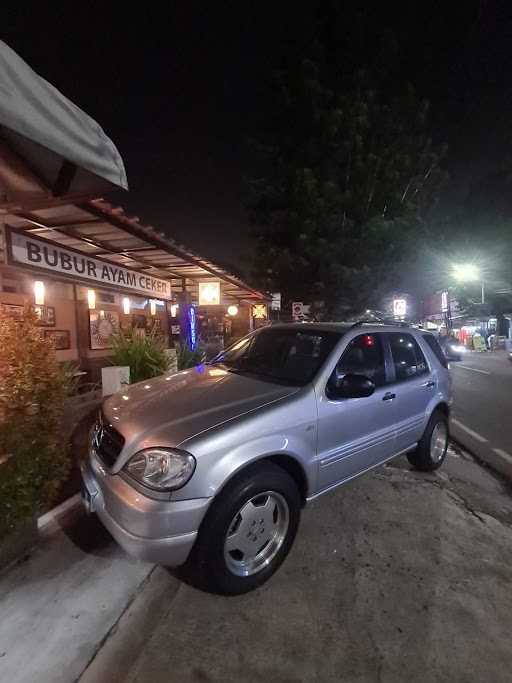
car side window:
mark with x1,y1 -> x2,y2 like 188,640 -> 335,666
388,333 -> 429,381
335,333 -> 386,387
422,333 -> 448,369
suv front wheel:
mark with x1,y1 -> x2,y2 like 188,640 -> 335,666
407,409 -> 449,472
186,462 -> 301,595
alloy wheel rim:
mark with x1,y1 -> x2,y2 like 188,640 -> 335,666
430,421 -> 448,462
224,491 -> 290,577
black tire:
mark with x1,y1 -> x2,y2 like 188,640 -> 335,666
186,461 -> 301,595
407,409 -> 449,472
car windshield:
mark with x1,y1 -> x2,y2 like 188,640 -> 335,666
211,328 -> 341,386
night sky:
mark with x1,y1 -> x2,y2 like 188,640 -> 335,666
4,1 -> 512,273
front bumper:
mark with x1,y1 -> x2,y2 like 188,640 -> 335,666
80,453 -> 211,566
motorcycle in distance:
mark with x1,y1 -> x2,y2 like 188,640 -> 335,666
439,333 -> 466,362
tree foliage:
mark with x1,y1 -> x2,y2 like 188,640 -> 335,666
248,58 -> 446,318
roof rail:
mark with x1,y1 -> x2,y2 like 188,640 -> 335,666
349,319 -> 410,329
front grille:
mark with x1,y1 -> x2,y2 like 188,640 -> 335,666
93,413 -> 125,468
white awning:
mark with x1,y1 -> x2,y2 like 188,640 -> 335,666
0,41 -> 127,208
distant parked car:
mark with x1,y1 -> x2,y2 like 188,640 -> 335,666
81,323 -> 451,594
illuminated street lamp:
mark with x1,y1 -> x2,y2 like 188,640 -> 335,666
452,263 -> 479,282
452,263 -> 485,304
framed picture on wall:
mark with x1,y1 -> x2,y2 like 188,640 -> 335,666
34,305 -> 56,327
131,314 -> 147,329
44,329 -> 70,350
1,303 -> 24,321
89,310 -> 120,350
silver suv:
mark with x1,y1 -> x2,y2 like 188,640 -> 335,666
81,323 -> 451,594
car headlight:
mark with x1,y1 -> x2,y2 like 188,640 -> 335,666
124,448 -> 196,491
451,345 -> 466,353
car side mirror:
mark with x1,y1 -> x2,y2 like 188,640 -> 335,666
328,372 -> 376,399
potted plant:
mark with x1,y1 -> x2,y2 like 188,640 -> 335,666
110,327 -> 171,383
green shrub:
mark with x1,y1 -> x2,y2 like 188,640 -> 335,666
111,327 -> 170,383
59,361 -> 82,396
0,305 -> 70,540
175,341 -> 205,370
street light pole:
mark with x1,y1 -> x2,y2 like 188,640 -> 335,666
481,280 -> 485,305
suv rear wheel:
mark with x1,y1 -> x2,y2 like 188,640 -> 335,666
407,409 -> 449,472
186,462 -> 301,595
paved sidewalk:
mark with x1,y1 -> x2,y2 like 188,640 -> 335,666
1,445 -> 512,683
0,512 -> 157,683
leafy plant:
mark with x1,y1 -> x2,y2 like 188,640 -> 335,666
59,361 -> 82,396
110,327 -> 170,383
175,341 -> 205,370
0,305 -> 71,540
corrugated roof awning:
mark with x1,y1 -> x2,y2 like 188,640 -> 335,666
3,199 -> 269,303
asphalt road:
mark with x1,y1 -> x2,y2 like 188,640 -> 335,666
79,451 -> 512,683
450,349 -> 512,477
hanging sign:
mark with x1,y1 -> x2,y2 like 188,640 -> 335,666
271,293 -> 281,311
252,304 -> 268,319
393,298 -> 407,317
6,228 -> 172,299
198,281 -> 220,306
292,301 -> 303,320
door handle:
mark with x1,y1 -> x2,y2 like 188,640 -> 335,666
382,392 -> 396,401
423,380 -> 436,389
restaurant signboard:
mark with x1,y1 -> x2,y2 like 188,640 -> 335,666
6,227 -> 172,299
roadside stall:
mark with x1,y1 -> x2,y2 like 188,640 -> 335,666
1,199 -> 270,379
0,41 -> 269,382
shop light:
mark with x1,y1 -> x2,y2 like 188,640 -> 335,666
150,299 -> 157,316
227,304 -> 238,316
87,289 -> 96,310
122,297 -> 131,315
34,281 -> 45,306
170,304 -> 179,317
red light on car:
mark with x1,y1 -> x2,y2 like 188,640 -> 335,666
362,335 -> 375,347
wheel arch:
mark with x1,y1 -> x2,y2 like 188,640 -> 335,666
265,454 -> 309,505
433,401 -> 450,419
208,453 -> 309,508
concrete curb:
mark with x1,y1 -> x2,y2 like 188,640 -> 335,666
451,436 -> 512,486
37,493 -> 82,530
1,495 -> 84,575
78,567 -> 181,682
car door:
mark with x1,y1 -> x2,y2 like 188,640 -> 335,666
383,332 -> 434,452
316,332 -> 397,491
